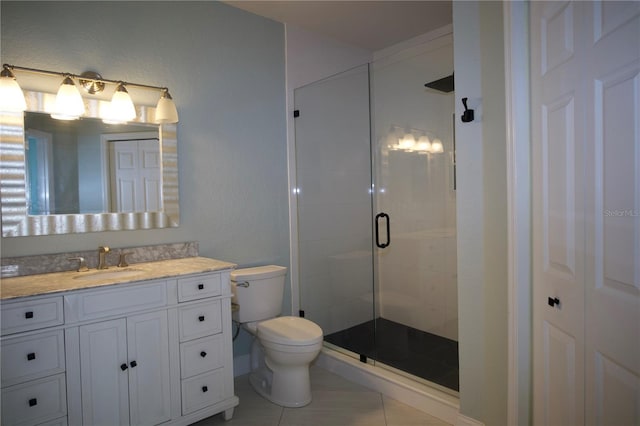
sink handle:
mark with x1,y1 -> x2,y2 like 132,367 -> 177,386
118,252 -> 132,268
68,257 -> 89,272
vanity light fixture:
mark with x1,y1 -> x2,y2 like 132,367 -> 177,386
0,66 -> 27,112
0,64 -> 179,124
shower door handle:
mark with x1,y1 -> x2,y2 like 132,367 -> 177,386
375,212 -> 390,249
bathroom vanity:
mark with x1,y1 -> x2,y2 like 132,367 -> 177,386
0,257 -> 239,426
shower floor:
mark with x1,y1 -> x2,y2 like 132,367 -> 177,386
324,317 -> 459,392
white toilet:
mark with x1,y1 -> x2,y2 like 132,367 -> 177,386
231,265 -> 323,407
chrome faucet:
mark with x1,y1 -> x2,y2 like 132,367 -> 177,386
98,246 -> 110,269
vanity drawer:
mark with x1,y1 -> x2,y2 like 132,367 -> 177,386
178,273 -> 222,302
178,300 -> 222,342
1,373 -> 67,426
64,281 -> 167,323
181,368 -> 225,415
1,297 -> 64,336
180,334 -> 225,379
1,330 -> 65,387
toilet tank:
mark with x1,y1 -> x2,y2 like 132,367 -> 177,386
231,265 -> 287,323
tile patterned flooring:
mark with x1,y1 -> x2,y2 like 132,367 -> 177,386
193,366 -> 452,426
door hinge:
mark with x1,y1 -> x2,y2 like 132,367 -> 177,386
293,110 -> 300,118
299,310 -> 305,318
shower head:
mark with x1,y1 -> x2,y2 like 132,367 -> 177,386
424,73 -> 454,93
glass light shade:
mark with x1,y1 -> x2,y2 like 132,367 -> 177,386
106,83 -> 136,123
399,133 -> 416,150
51,77 -> 85,120
416,136 -> 431,152
0,73 -> 27,112
430,138 -> 444,153
155,91 -> 179,124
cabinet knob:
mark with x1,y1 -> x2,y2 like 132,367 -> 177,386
27,352 -> 36,361
130,360 -> 137,368
548,297 -> 560,308
121,363 -> 128,371
202,386 -> 208,393
198,315 -> 205,322
198,283 -> 204,290
29,398 -> 38,407
25,311 -> 34,319
200,351 -> 207,358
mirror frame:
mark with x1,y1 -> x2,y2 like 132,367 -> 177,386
0,90 -> 179,237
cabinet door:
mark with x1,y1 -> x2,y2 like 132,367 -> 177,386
126,311 -> 171,425
79,319 -> 130,426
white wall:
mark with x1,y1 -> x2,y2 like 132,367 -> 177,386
454,1 -> 508,425
0,1 -> 288,357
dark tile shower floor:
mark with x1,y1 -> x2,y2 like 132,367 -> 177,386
324,318 -> 459,392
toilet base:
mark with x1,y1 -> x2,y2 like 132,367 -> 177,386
249,365 -> 312,408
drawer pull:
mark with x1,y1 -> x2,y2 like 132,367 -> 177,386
130,360 -> 137,368
25,311 -> 34,319
121,363 -> 128,371
200,351 -> 207,358
198,283 -> 204,290
27,352 -> 36,361
198,315 -> 205,322
29,398 -> 38,407
202,385 -> 208,393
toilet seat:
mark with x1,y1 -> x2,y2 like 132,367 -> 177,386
257,316 -> 323,346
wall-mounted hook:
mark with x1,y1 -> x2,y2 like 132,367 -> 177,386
461,97 -> 475,123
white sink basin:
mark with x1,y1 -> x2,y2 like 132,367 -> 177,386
73,269 -> 144,281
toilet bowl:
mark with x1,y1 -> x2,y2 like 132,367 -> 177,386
231,266 -> 323,407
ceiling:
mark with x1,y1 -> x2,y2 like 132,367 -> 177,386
224,1 -> 452,51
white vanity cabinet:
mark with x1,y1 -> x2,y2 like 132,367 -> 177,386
1,261 -> 238,426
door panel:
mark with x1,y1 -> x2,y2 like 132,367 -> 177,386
126,311 -> 171,426
79,319 -> 129,426
532,3 -> 586,423
584,2 -> 640,424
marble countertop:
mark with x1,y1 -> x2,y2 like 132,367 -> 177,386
1,257 -> 237,301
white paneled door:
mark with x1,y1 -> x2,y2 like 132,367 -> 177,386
531,1 -> 640,425
109,139 -> 161,213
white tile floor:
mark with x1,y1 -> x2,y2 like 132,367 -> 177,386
192,366 -> 452,426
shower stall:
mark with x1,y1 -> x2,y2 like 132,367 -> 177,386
294,34 -> 458,393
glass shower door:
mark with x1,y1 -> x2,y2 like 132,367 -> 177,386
370,38 -> 458,392
294,64 -> 376,361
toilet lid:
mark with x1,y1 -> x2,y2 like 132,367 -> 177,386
257,316 -> 323,346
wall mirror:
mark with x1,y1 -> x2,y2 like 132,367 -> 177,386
0,91 -> 179,237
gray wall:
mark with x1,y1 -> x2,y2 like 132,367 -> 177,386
1,1 -> 289,356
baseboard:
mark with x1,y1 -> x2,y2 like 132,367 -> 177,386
456,413 -> 485,426
233,354 -> 251,377
316,349 -> 460,424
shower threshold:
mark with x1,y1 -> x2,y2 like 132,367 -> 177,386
324,317 -> 459,392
